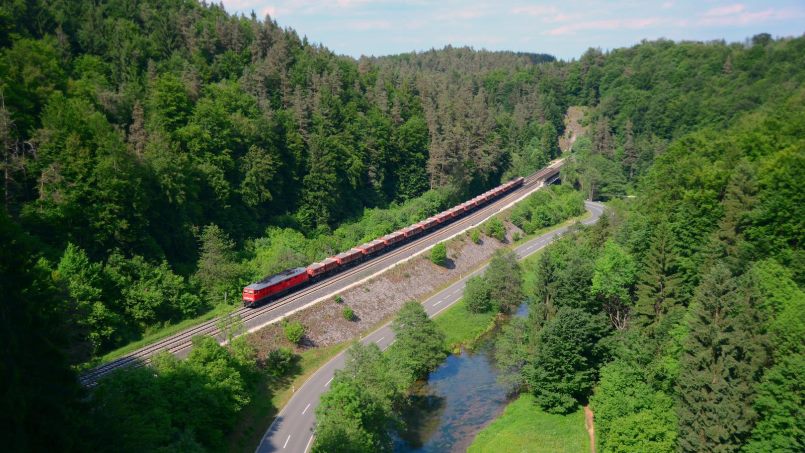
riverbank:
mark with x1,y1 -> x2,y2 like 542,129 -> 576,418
469,393 -> 590,453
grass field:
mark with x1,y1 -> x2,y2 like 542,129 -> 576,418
433,298 -> 498,352
469,394 -> 590,453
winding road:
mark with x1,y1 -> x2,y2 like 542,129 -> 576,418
255,201 -> 605,452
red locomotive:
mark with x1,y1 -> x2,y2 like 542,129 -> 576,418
242,175 -> 527,307
242,267 -> 310,308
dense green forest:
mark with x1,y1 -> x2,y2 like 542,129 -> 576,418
1,0 -> 803,451
0,0 -> 563,359
494,60 -> 804,453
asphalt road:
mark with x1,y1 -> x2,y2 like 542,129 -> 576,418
82,160 -> 564,385
255,201 -> 605,453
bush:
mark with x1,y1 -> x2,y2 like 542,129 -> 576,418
283,320 -> 305,344
485,217 -> 506,241
334,294 -> 343,304
465,275 -> 492,313
266,347 -> 296,376
513,231 -> 522,242
342,307 -> 355,321
430,242 -> 447,266
470,229 -> 481,244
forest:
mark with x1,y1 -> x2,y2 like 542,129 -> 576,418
1,0 -> 803,451
1,0 -> 563,359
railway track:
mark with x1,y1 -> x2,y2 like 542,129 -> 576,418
80,161 -> 563,386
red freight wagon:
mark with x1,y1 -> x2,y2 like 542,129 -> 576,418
420,217 -> 439,230
381,231 -> 405,246
434,212 -> 451,223
242,267 -> 309,307
356,239 -> 385,255
513,176 -> 525,187
334,248 -> 363,266
307,257 -> 338,278
401,224 -> 424,238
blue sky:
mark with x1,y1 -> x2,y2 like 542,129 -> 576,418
219,1 -> 805,60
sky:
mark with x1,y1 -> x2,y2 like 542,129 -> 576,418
218,1 -> 805,60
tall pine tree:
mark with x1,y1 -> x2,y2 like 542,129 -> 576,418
634,222 -> 682,326
676,264 -> 767,452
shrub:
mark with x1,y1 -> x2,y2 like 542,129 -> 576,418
465,275 -> 492,313
485,217 -> 506,241
266,347 -> 296,376
342,307 -> 355,321
513,231 -> 522,242
283,320 -> 305,344
430,242 -> 447,266
470,229 -> 481,244
334,294 -> 344,304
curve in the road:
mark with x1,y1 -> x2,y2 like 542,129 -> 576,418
256,201 -> 605,453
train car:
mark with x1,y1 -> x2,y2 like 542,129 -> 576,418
381,231 -> 405,247
434,211 -> 451,224
420,217 -> 439,230
243,267 -> 309,307
512,176 -> 525,187
356,239 -> 386,256
307,258 -> 339,280
401,224 -> 424,239
333,248 -> 363,266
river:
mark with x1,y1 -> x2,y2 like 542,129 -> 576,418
394,304 -> 528,452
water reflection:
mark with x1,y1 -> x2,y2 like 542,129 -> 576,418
394,337 -> 510,451
394,303 -> 530,452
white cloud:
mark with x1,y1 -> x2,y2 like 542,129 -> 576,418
703,3 -> 746,17
545,17 -> 660,36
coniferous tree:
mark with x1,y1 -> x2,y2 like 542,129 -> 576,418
708,161 -> 758,273
592,116 -> 614,156
634,222 -> 682,326
622,119 -> 638,180
525,307 -> 610,413
195,224 -> 242,305
676,264 -> 767,452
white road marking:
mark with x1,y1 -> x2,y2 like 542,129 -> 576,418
305,435 -> 314,452
283,434 -> 291,449
452,290 -> 460,295
325,377 -> 333,387
376,336 -> 385,343
434,299 -> 443,306
302,403 -> 311,415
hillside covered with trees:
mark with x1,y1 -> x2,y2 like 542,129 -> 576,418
1,0 -> 564,360
1,0 -> 803,451
493,36 -> 804,452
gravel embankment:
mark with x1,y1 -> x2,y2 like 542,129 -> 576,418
247,223 -> 523,358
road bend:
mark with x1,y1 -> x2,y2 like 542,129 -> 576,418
81,160 -> 565,386
255,201 -> 605,452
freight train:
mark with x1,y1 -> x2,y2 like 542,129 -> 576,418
242,176 -> 525,307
